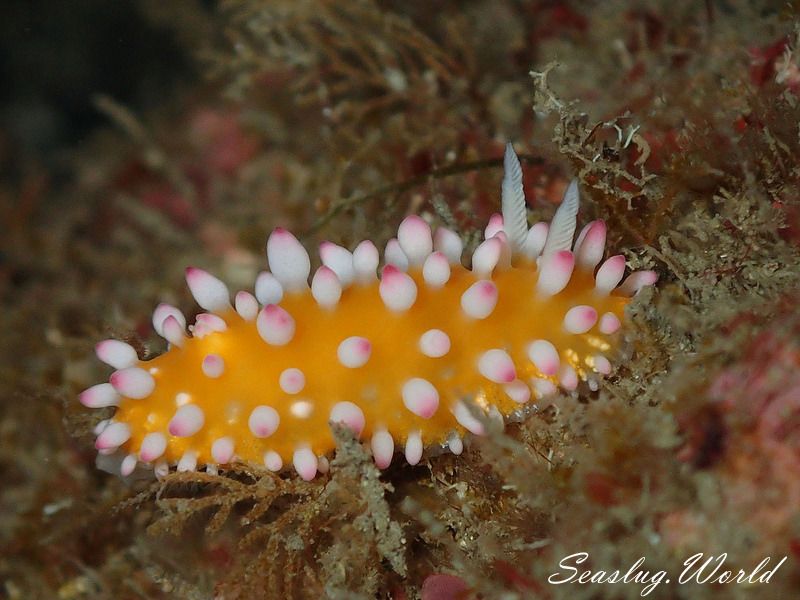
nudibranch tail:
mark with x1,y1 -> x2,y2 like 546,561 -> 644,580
83,144 -> 657,481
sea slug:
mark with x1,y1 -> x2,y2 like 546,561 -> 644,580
81,144 -> 657,481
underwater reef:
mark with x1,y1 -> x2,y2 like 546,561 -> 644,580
2,1 -> 800,598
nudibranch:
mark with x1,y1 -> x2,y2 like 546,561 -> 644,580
82,144 -> 657,481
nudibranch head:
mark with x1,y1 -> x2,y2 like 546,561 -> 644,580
83,144 -> 657,481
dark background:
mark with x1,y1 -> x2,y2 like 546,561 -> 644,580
0,1 -> 199,178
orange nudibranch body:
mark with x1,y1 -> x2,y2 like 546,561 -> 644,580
82,145 -> 657,480
118,264 -> 624,465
